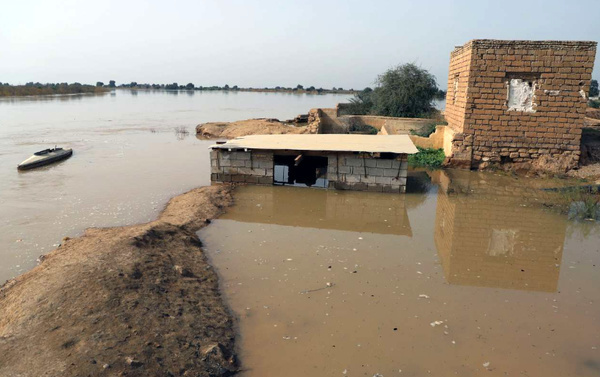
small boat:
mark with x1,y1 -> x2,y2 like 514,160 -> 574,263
17,147 -> 73,170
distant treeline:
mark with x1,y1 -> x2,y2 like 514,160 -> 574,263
0,82 -> 108,97
101,81 -> 358,94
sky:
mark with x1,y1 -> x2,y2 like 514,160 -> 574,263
1,0 -> 598,90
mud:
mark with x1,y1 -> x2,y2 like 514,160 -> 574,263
0,186 -> 237,377
195,118 -> 314,139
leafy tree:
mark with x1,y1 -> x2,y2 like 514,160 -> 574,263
349,63 -> 439,117
223,84 -> 230,90
108,80 -> 116,88
96,81 -> 104,87
307,86 -> 315,91
344,87 -> 373,115
130,82 -> 137,87
185,83 -> 194,90
296,84 -> 304,90
590,79 -> 599,97
232,85 -> 238,90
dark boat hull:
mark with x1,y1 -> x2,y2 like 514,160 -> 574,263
17,149 -> 73,170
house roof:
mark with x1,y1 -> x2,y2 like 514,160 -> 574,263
210,134 -> 419,154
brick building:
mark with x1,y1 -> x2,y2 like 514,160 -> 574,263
444,39 -> 597,170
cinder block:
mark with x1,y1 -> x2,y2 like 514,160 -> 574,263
346,158 -> 363,167
365,159 -> 378,168
375,176 -> 393,185
368,168 -> 384,176
376,159 -> 392,168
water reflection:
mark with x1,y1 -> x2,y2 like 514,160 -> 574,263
222,185 -> 412,236
430,170 -> 566,292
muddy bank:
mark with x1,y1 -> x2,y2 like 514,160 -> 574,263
196,118 -> 316,139
0,186 -> 237,377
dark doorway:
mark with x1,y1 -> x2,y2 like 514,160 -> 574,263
273,155 -> 328,188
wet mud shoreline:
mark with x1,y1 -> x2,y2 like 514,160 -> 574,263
0,185 -> 238,377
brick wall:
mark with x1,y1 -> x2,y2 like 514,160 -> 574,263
445,39 -> 597,170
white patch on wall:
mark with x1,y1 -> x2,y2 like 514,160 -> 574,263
507,79 -> 537,113
488,229 -> 517,257
453,75 -> 459,104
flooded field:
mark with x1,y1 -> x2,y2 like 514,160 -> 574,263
199,170 -> 600,376
0,90 -> 350,282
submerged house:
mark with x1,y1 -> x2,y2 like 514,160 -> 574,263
210,134 -> 417,193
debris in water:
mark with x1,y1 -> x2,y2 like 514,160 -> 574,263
418,294 -> 430,299
430,320 -> 444,327
358,237 -> 363,240
483,361 -> 490,368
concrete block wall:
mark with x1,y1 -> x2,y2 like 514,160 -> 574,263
210,150 -> 274,184
325,153 -> 409,193
211,149 -> 410,193
445,39 -> 597,170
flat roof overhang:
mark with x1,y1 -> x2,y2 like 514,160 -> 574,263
210,134 -> 419,155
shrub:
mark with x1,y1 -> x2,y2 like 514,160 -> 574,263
589,99 -> 600,108
349,124 -> 377,135
410,123 -> 437,137
408,147 -> 445,169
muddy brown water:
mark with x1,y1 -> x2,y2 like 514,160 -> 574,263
198,170 -> 600,377
0,90 -> 349,282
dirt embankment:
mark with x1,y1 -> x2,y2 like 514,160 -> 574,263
196,118 -> 316,139
0,186 -> 237,377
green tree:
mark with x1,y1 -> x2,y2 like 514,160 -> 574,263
590,79 -> 599,97
108,80 -> 116,88
223,84 -> 230,90
96,81 -> 104,87
185,83 -> 194,90
344,87 -> 374,115
296,84 -> 304,90
350,63 -> 438,117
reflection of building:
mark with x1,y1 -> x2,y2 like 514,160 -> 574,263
431,170 -> 566,292
221,185 -> 412,236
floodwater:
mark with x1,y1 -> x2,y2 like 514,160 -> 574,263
198,170 -> 600,377
0,90 -> 350,282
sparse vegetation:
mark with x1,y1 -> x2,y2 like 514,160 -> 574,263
589,99 -> 600,108
549,186 -> 600,221
0,82 -> 108,97
408,147 -> 445,169
348,123 -> 378,135
410,122 -> 437,137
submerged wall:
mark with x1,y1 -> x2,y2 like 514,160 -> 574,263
210,149 -> 409,193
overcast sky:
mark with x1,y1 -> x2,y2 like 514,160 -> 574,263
1,0 -> 598,89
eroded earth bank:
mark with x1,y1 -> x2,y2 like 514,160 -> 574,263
0,186 -> 237,377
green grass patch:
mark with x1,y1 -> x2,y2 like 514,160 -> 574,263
408,147 -> 445,169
